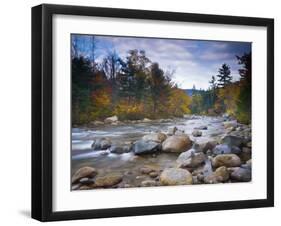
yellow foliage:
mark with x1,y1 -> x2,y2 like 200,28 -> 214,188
168,89 -> 191,116
114,101 -> 145,120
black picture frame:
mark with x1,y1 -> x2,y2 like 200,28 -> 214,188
32,3 -> 274,222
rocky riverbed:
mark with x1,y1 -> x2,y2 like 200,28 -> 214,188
71,115 -> 252,190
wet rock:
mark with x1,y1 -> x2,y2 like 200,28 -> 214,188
220,135 -> 246,147
175,130 -> 185,135
141,180 -> 157,187
230,167 -> 251,182
72,184 -> 81,190
149,171 -> 159,178
192,130 -> 202,137
223,121 -> 237,129
72,167 -> 98,184
142,118 -> 152,122
167,126 -> 178,135
142,132 -> 167,143
104,115 -> 118,123
140,166 -> 156,174
204,166 -> 229,184
212,154 -> 241,168
246,159 -> 252,167
194,125 -> 208,130
79,185 -> 92,190
213,144 -> 231,155
79,177 -> 95,185
160,168 -> 193,185
133,140 -> 160,155
199,140 -> 218,153
94,173 -> 123,187
89,120 -> 104,126
92,138 -> 111,150
238,147 -> 252,162
109,143 -> 131,154
177,150 -> 206,168
162,135 -> 192,153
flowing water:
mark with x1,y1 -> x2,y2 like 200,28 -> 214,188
72,116 -> 230,188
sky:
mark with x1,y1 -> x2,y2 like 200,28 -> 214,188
71,34 -> 251,90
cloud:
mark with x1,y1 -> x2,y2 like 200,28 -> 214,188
74,35 -> 251,89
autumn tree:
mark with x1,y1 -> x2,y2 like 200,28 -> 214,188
236,52 -> 252,123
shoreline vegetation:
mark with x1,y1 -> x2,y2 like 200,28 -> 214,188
72,47 -> 252,126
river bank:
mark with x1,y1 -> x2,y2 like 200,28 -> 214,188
71,115 -> 251,190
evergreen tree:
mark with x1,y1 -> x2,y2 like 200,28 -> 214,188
216,63 -> 232,87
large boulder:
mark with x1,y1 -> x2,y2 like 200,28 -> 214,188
104,115 -> 118,123
160,168 -> 193,185
92,138 -> 111,150
71,167 -> 98,184
230,167 -> 251,182
133,140 -> 160,155
177,149 -> 206,168
212,154 -> 241,168
142,132 -> 167,143
94,173 -> 123,188
162,135 -> 192,153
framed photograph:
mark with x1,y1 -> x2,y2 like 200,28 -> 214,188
32,4 -> 274,221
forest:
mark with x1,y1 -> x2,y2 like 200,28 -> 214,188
72,38 -> 251,125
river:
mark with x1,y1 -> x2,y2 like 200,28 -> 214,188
71,116 -> 233,188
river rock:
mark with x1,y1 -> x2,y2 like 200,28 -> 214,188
79,177 -> 95,185
133,140 -> 160,154
162,135 -> 192,153
89,120 -> 104,126
142,132 -> 167,143
175,130 -> 185,135
194,125 -> 208,130
230,167 -> 251,182
177,150 -> 206,168
223,121 -> 237,129
204,166 -> 229,184
212,154 -> 241,168
94,173 -> 123,187
149,171 -> 159,178
104,115 -> 118,123
109,143 -> 131,154
141,180 -> 157,187
192,130 -> 202,137
92,138 -> 111,150
201,140 -> 218,153
167,126 -> 178,135
213,144 -> 231,155
238,147 -> 252,162
142,118 -> 152,122
72,166 -> 98,184
221,135 -> 246,147
160,168 -> 193,185
140,166 -> 156,174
